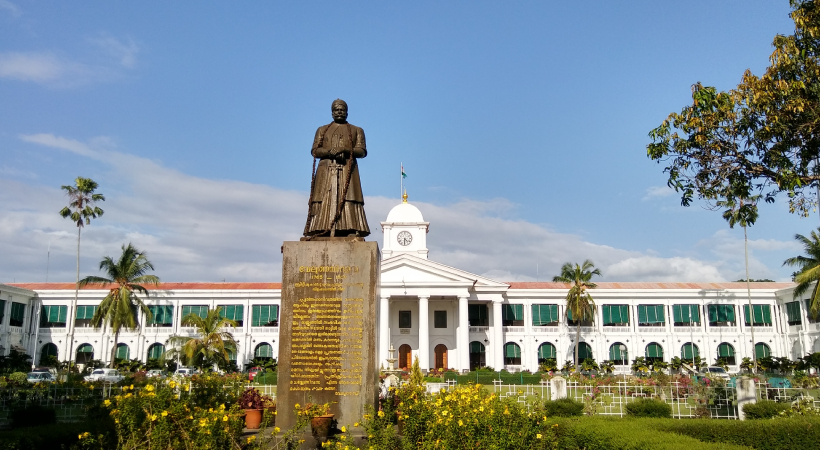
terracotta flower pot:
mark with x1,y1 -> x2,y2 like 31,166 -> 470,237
244,409 -> 263,429
310,414 -> 334,438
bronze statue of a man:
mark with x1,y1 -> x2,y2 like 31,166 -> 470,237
303,99 -> 370,238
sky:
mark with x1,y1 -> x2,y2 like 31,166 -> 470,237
0,1 -> 815,284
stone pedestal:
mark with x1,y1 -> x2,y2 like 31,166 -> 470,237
550,376 -> 567,400
276,240 -> 380,431
736,376 -> 756,420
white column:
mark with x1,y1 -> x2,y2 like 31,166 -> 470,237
457,296 -> 469,372
418,296 -> 429,371
492,301 -> 504,369
379,295 -> 389,368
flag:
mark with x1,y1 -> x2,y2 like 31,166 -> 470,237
401,165 -> 407,178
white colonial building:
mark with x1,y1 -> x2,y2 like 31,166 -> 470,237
6,198 -> 820,372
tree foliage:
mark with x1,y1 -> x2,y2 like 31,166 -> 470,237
553,260 -> 600,372
648,0 -> 820,217
783,227 -> 820,319
166,307 -> 238,371
79,243 -> 159,367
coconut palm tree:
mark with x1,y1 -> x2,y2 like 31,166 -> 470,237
78,243 -> 158,368
716,194 -> 760,372
783,227 -> 820,321
553,260 -> 601,372
60,177 -> 105,365
166,307 -> 238,371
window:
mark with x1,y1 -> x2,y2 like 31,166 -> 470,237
743,304 -> 772,326
40,343 -> 58,364
502,304 -> 524,326
609,343 -> 628,365
76,343 -> 94,364
707,304 -> 736,326
147,305 -> 174,327
602,305 -> 629,326
181,305 -> 208,320
254,343 -> 273,359
672,304 -> 700,326
469,341 -> 486,370
218,305 -> 243,326
681,343 -> 699,360
638,305 -> 665,326
786,301 -> 802,325
755,342 -> 771,359
717,342 -> 736,365
538,342 -> 557,362
504,342 -> 521,365
116,343 -> 130,360
531,304 -> 559,326
75,305 -> 98,327
0,299 -> 5,324
567,307 -> 593,325
39,305 -> 66,328
646,342 -> 664,363
468,304 -> 488,326
147,343 -> 165,360
575,342 -> 594,362
251,305 -> 279,327
398,310 -> 412,328
434,311 -> 447,328
11,302 -> 27,327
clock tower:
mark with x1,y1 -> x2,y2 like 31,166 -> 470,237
381,193 -> 429,259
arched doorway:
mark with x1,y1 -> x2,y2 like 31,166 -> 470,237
755,342 -> 771,359
681,343 -> 699,361
469,341 -> 486,370
717,342 -> 736,365
645,342 -> 664,363
399,344 -> 412,370
116,343 -> 130,360
574,342 -> 593,363
434,344 -> 448,370
147,343 -> 165,361
254,343 -> 273,360
609,342 -> 628,365
537,342 -> 556,363
40,343 -> 58,365
504,342 -> 521,365
76,343 -> 94,364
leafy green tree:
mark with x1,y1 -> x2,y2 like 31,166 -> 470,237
78,243 -> 159,368
0,350 -> 33,374
647,1 -> 820,218
553,260 -> 601,372
783,228 -> 820,320
166,307 -> 238,371
59,176 -> 105,365
409,355 -> 425,386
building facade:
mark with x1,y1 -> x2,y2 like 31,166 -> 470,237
8,199 -> 820,372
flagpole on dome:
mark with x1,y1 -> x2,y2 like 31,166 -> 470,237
401,163 -> 407,202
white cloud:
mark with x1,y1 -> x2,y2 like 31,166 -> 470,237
0,0 -> 21,17
89,34 -> 139,68
0,53 -> 67,82
642,185 -> 675,201
0,134 -> 788,284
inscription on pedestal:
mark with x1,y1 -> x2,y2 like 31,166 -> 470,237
277,241 -> 378,430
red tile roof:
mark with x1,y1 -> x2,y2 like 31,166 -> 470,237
8,282 -> 282,290
507,282 -> 794,290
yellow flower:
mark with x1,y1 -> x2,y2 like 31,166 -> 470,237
129,385 -> 134,390
247,435 -> 256,443
169,380 -> 176,388
341,426 -> 346,432
145,385 -> 154,392
354,422 -> 359,427
78,434 -> 83,440
274,426 -> 281,433
458,420 -> 464,426
150,414 -> 158,421
184,384 -> 190,391
223,415 -> 228,422
537,434 -> 542,439
377,410 -> 384,418
161,411 -> 168,417
295,403 -> 301,409
103,399 -> 111,406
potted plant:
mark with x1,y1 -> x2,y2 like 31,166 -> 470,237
239,387 -> 264,429
300,401 -> 335,438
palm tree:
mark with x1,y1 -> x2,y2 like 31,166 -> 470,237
716,195 -> 759,372
783,228 -> 820,321
78,243 -> 158,368
553,260 -> 601,372
166,307 -> 238,371
60,177 -> 105,366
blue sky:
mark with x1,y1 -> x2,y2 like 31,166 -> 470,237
0,1 -> 813,283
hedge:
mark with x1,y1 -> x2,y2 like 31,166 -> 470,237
625,398 -> 672,418
650,417 -> 820,450
0,421 -> 109,450
443,371 -> 544,385
543,398 -> 584,417
552,417 -> 751,450
742,400 -> 791,419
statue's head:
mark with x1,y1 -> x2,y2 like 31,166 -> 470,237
331,99 -> 348,123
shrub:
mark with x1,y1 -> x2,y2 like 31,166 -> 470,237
543,398 -> 584,417
625,398 -> 672,418
743,400 -> 791,419
10,405 -> 56,428
653,417 -> 820,450
8,372 -> 28,384
0,421 -> 112,450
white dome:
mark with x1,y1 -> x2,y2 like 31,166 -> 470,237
385,202 -> 424,223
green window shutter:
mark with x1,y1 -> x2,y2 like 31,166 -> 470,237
638,305 -> 647,324
673,305 -> 682,323
148,344 -> 164,359
58,306 -> 67,322
718,343 -> 734,357
646,343 -> 663,358
691,305 -> 700,323
708,305 -> 717,322
549,305 -> 558,323
502,305 -> 511,321
116,344 -> 130,359
566,308 -> 573,321
682,344 -> 698,359
531,305 -> 541,326
470,342 -> 485,353
755,343 -> 770,359
578,343 -> 593,360
514,304 -> 523,321
725,305 -> 735,322
603,305 -> 611,324
255,344 -> 272,358
504,343 -> 521,358
621,305 -> 629,324
762,305 -> 772,324
610,344 -> 625,360
786,302 -> 801,323
538,343 -> 556,359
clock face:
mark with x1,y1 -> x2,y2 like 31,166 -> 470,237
397,231 -> 413,246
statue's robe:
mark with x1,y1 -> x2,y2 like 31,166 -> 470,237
303,121 -> 370,237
